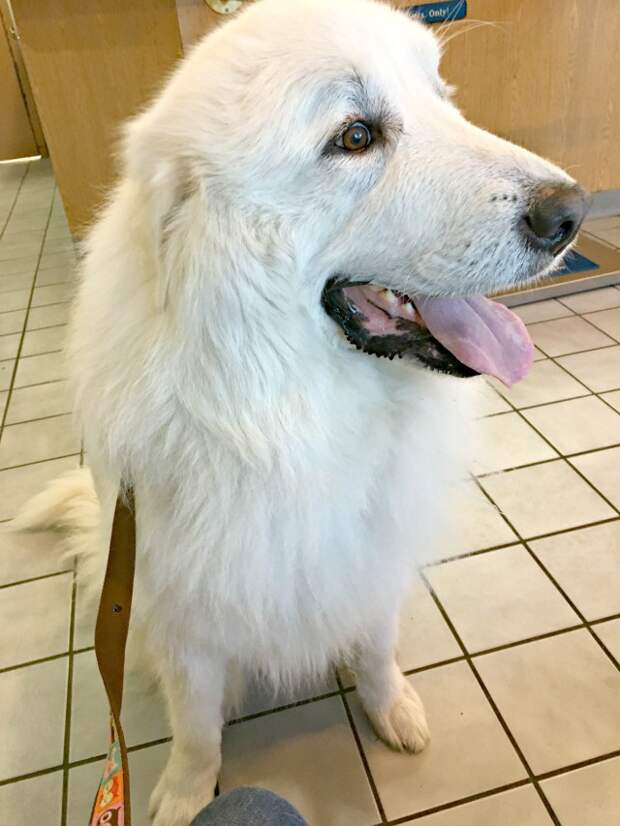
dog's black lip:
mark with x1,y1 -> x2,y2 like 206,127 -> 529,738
321,276 -> 479,377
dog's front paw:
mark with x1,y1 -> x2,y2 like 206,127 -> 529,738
149,766 -> 217,826
365,679 -> 430,754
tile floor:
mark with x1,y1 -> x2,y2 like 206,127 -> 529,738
1,159 -> 619,826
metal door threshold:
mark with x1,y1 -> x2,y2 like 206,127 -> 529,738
496,234 -> 620,307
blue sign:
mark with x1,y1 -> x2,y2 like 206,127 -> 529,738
405,1 -> 467,25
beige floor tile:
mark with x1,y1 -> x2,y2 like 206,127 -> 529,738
1,289 -> 30,312
541,757 -> 620,826
410,785 -> 553,826
39,251 -> 76,271
558,346 -> 620,392
471,377 -> 512,416
583,215 -> 620,233
67,743 -> 170,826
472,413 -> 557,475
596,227 -> 620,247
35,265 -> 76,286
533,346 -> 546,362
6,380 -> 71,424
475,630 -> 620,774
592,619 -> 620,662
70,650 -> 170,761
72,577 -> 97,650
21,325 -> 67,357
530,522 -> 620,620
397,575 -> 462,669
43,238 -> 74,255
0,333 -> 20,361
559,286 -> 620,313
0,657 -> 67,780
426,546 -> 579,652
349,663 -> 525,820
0,455 -> 79,522
221,697 -> 380,826
602,389 -> 620,412
0,390 -> 6,418
479,460 -> 614,538
26,302 -> 71,330
5,216 -> 47,234
31,283 -> 74,307
512,299 -> 573,324
522,396 -> 620,455
0,256 -> 38,276
0,771 -> 62,826
0,414 -> 80,469
0,241 -> 41,262
1,228 -> 46,245
0,529 -> 69,585
584,306 -> 620,340
0,309 -> 26,335
528,316 -> 614,357
0,358 -> 14,390
14,350 -> 66,387
570,446 -> 620,510
0,573 -> 72,668
0,272 -> 34,293
492,360 -> 587,409
432,481 -> 518,560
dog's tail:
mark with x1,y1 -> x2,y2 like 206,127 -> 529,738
9,467 -> 105,588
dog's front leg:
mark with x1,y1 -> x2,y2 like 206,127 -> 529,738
353,616 -> 430,754
149,649 -> 226,826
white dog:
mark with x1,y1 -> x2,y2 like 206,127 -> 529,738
15,0 -> 586,823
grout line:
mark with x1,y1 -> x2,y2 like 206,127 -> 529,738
384,780 -> 533,824
535,749 -> 620,782
0,568 -> 72,590
0,299 -> 70,317
3,410 -> 72,429
61,560 -> 78,826
0,322 -> 66,339
425,514 -> 620,564
336,674 -> 388,824
0,164 -> 29,240
0,650 -> 69,675
0,174 -> 55,443
473,474 -> 620,672
419,575 -> 562,825
0,451 -> 81,474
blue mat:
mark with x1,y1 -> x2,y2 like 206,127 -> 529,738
557,250 -> 600,275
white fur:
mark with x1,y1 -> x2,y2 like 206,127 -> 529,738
13,1 -> 578,822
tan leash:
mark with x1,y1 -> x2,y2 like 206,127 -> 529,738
90,490 -> 136,826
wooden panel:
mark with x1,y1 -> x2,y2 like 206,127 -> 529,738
184,0 -> 620,192
0,0 -> 47,156
0,11 -> 36,160
176,0 -> 253,50
400,0 -> 619,193
11,0 -> 183,234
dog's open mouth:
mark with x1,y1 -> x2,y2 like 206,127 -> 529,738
321,279 -> 534,386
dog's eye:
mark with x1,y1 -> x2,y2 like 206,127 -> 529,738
337,122 -> 372,152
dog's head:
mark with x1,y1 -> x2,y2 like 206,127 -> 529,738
124,0 -> 587,387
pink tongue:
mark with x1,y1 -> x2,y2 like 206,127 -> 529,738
414,295 -> 534,386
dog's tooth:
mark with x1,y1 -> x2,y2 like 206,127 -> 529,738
403,302 -> 415,317
383,289 -> 398,305
366,284 -> 383,293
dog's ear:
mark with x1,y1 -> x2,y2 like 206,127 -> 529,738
122,114 -> 189,310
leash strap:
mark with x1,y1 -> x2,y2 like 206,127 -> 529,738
90,490 -> 136,826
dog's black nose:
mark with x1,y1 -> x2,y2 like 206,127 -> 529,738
521,184 -> 588,255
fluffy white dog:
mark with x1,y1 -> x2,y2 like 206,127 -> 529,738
15,0 -> 586,823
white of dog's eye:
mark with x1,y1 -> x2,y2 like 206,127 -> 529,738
337,122 -> 372,152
